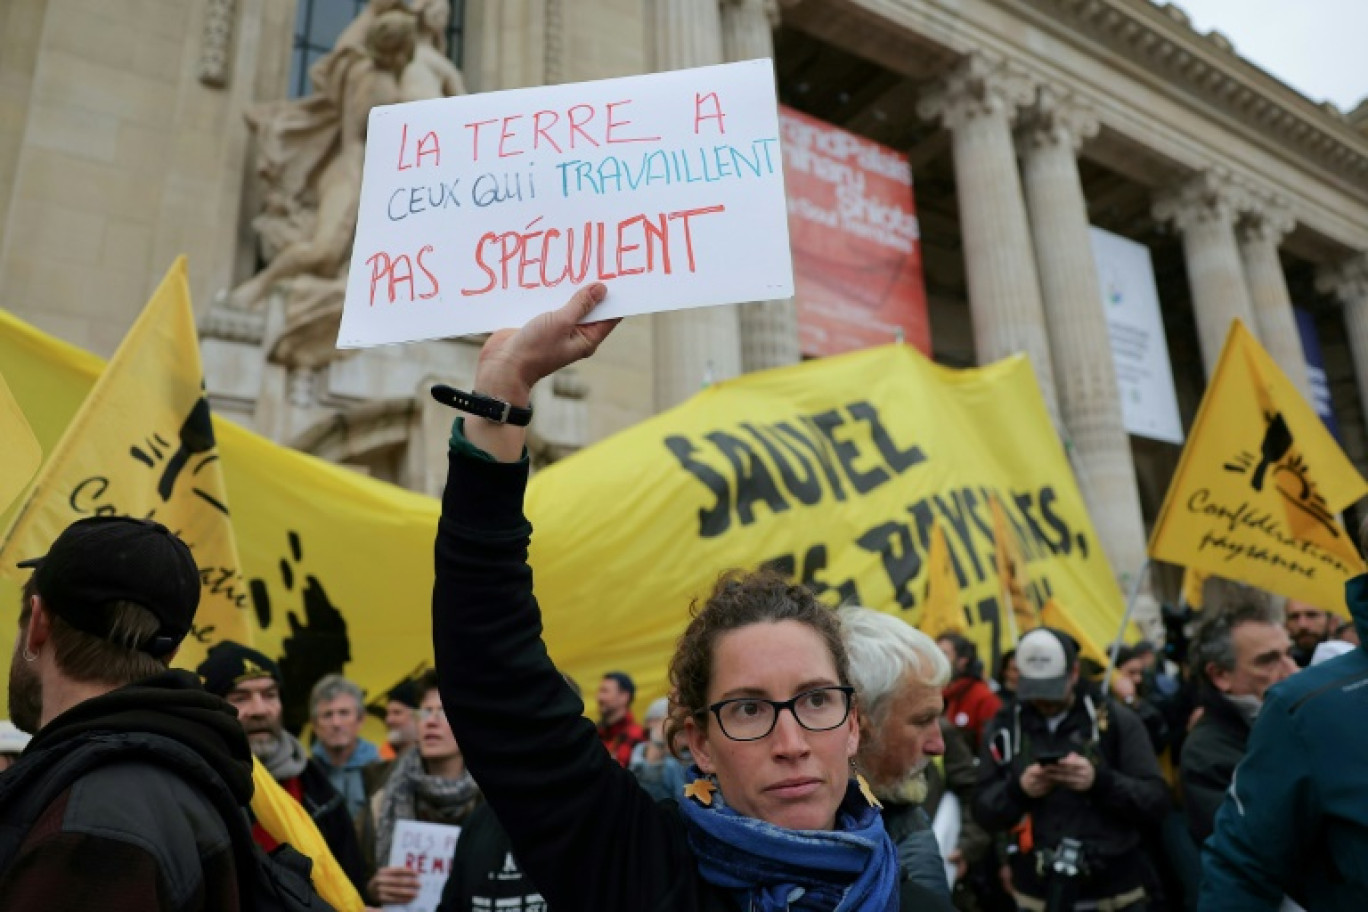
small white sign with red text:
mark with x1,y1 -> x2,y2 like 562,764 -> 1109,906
339,59 -> 794,348
383,819 -> 461,912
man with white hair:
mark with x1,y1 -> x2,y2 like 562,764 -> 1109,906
838,605 -> 956,897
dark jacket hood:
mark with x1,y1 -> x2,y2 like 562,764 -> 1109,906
1347,574 -> 1368,646
26,669 -> 254,804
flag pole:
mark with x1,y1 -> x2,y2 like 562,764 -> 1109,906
1100,558 -> 1151,698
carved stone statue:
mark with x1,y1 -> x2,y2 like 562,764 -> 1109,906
225,0 -> 465,322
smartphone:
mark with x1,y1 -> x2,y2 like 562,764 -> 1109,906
1035,749 -> 1066,766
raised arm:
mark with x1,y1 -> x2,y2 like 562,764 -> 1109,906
433,288 -> 695,912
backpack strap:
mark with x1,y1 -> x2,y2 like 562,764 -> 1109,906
0,733 -> 172,871
0,732 -> 330,912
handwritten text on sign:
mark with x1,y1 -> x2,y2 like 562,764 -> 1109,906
340,59 -> 794,348
384,819 -> 461,912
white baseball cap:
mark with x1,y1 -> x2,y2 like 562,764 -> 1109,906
0,720 -> 31,755
1015,628 -> 1078,702
644,697 -> 670,723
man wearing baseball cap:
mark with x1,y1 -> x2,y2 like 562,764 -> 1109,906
198,640 -> 366,895
0,516 -> 264,910
973,626 -> 1169,911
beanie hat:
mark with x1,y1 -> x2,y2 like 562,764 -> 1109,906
196,641 -> 281,697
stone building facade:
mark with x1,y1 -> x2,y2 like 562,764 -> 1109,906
2,0 -> 1367,608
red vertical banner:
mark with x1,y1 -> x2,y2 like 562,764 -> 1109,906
779,106 -> 929,357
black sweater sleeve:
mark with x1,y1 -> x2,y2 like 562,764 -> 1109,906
432,446 -> 697,912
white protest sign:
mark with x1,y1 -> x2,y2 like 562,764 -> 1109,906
384,819 -> 461,912
1089,227 -> 1184,445
339,59 -> 794,348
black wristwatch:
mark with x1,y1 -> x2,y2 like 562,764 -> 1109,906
430,385 -> 534,426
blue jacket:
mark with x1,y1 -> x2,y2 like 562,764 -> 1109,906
311,737 -> 381,822
1199,574 -> 1368,910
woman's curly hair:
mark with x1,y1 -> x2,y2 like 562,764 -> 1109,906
663,567 -> 851,757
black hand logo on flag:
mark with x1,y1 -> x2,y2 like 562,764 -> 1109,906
1251,413 -> 1292,492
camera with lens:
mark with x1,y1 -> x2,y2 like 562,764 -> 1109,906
1038,838 -> 1088,912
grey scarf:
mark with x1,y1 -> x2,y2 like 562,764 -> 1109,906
1226,693 -> 1263,727
260,730 -> 310,781
376,747 -> 481,865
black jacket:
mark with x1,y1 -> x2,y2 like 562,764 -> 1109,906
287,759 -> 368,895
0,671 -> 255,912
438,802 -> 544,912
973,686 -> 1169,901
1178,683 -> 1250,844
433,443 -> 951,912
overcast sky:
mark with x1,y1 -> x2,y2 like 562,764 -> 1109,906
1170,0 -> 1367,111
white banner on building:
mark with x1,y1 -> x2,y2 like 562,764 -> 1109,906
1088,227 -> 1184,445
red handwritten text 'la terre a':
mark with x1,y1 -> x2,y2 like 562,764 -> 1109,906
395,94 -> 730,169
460,205 -> 727,296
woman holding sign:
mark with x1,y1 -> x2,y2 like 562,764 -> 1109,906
433,285 -> 951,911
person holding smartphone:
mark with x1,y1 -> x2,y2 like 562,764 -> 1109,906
973,628 -> 1169,911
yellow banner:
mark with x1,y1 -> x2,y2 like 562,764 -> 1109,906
1041,598 -> 1107,668
0,369 -> 40,515
1,310 -> 1125,719
0,260 -> 248,669
1148,320 -> 1367,616
527,344 -> 1127,700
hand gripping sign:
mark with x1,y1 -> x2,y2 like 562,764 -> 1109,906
339,59 -> 795,348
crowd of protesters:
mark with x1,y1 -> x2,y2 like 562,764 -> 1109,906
1,285 -> 1367,910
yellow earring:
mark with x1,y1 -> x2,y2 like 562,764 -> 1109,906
855,773 -> 882,809
684,777 -> 718,807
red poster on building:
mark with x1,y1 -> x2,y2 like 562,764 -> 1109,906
779,107 -> 929,357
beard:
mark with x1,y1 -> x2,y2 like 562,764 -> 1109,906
872,760 -> 931,806
8,649 -> 42,735
245,726 -> 283,762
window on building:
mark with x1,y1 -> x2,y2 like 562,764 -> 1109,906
288,0 -> 466,99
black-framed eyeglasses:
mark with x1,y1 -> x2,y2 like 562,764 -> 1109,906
702,686 -> 856,742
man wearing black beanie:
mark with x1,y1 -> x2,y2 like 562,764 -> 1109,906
198,640 -> 367,895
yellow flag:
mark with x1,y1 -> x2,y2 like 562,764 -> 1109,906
1148,320 -> 1367,616
1041,598 -> 1108,668
1182,567 -> 1207,611
0,370 -> 41,515
0,259 -> 249,668
918,522 -> 965,638
250,759 -> 366,912
0,314 -> 1126,727
991,492 -> 1040,641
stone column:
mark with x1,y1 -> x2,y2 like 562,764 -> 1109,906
721,0 -> 778,60
720,0 -> 801,373
1317,254 -> 1368,427
1238,197 -> 1312,400
918,55 -> 1060,424
1016,88 -> 1148,590
649,0 -> 741,409
1152,170 -> 1257,377
462,0 -> 547,92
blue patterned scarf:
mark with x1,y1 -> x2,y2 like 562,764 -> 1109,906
676,769 -> 900,911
